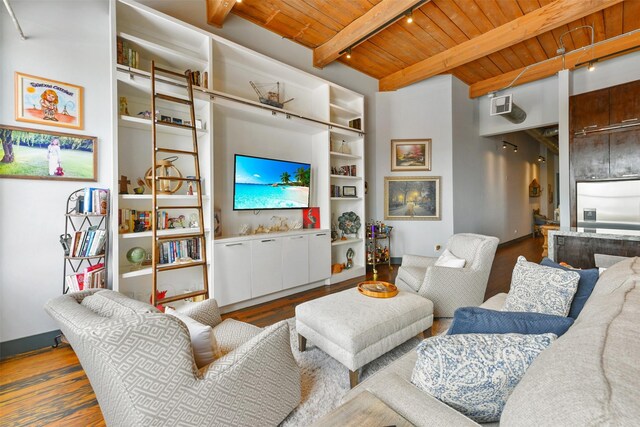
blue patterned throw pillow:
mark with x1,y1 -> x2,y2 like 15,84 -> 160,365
504,256 -> 580,316
540,258 -> 599,319
411,333 -> 556,423
448,307 -> 574,337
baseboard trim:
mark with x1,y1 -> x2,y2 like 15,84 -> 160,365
1,330 -> 61,360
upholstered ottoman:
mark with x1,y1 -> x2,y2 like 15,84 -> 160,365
295,288 -> 433,388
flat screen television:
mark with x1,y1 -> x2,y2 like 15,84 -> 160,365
233,154 -> 311,210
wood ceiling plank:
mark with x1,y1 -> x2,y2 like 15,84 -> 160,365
206,0 -> 236,28
452,65 -> 484,84
501,0 -> 549,62
313,0 -> 424,68
380,0 -> 624,91
622,0 -> 640,33
517,0 -> 559,58
565,18 -> 592,49
604,3 -> 624,39
583,11 -> 607,42
469,30 -> 640,97
341,40 -> 404,79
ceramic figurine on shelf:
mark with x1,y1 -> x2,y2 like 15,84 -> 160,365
137,111 -> 152,119
345,248 -> 354,269
119,97 -> 130,116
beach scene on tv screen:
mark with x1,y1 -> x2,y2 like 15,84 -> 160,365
234,155 -> 310,209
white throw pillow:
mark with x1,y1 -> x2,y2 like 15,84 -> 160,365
435,249 -> 466,268
411,333 -> 556,423
504,256 -> 580,316
166,307 -> 217,368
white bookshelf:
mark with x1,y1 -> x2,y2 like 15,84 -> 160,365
112,0 -> 366,302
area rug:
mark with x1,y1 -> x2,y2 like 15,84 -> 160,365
280,318 -> 451,426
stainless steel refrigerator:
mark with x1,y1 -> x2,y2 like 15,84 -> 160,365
577,179 -> 640,231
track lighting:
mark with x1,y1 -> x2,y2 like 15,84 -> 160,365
346,48 -> 352,59
406,11 -> 413,24
502,141 -> 518,152
587,61 -> 595,71
538,155 -> 546,163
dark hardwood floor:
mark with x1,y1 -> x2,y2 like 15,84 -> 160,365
0,236 -> 543,426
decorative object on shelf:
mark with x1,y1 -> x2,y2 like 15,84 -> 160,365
249,81 -> 294,108
118,175 -> 130,194
529,178 -> 541,197
331,214 -> 339,242
332,263 -> 345,274
168,215 -> 186,229
0,125 -> 97,181
119,97 -> 130,116
391,139 -> 432,171
137,110 -> 152,119
59,233 -> 72,256
349,118 -> 362,130
384,176 -> 441,221
133,178 -> 145,194
357,281 -> 398,298
366,220 -> 392,276
290,220 -> 302,230
255,224 -> 268,234
172,117 -> 183,125
203,71 -> 209,88
126,246 -> 147,270
187,176 -> 195,195
350,165 -> 357,176
150,289 -> 168,312
239,224 -> 251,235
271,215 -> 289,232
160,115 -> 172,123
343,186 -> 357,197
345,248 -> 355,269
303,207 -> 320,229
338,211 -> 361,238
144,156 -> 183,194
15,72 -> 84,130
189,213 -> 199,229
214,209 -> 221,237
195,119 -> 204,129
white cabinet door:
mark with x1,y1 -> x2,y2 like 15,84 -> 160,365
282,234 -> 309,289
214,241 -> 252,306
309,232 -> 331,282
251,238 -> 283,297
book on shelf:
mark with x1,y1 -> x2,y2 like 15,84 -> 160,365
69,227 -> 107,257
65,263 -> 105,292
117,36 -> 139,69
77,187 -> 109,215
159,238 -> 201,265
118,209 -> 152,233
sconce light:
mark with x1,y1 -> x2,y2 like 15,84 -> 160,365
538,155 -> 546,163
502,141 -> 518,152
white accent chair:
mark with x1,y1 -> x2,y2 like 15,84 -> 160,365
395,233 -> 499,317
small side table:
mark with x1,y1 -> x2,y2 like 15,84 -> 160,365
541,223 -> 560,258
366,222 -> 392,277
312,391 -> 412,427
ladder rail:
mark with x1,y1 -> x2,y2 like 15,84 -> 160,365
149,61 -> 209,307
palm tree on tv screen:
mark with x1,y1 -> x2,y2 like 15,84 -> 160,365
295,167 -> 310,187
280,171 -> 291,184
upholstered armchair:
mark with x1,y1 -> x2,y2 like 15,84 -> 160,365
395,233 -> 499,317
45,290 -> 301,427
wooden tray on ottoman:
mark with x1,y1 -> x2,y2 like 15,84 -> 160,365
357,281 -> 398,298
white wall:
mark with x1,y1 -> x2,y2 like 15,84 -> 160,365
375,76 -> 455,258
0,1 -> 112,343
571,50 -> 640,95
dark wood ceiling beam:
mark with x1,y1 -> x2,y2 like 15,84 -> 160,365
379,0 -> 624,91
206,0 -> 236,28
313,0 -> 425,68
469,30 -> 640,98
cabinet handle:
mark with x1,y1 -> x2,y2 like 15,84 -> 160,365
261,239 -> 276,242
621,118 -> 638,123
316,233 -> 327,236
586,124 -> 598,129
290,236 -> 304,239
622,174 -> 639,177
225,243 -> 243,247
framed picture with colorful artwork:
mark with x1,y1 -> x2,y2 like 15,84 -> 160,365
0,125 -> 97,181
15,72 -> 84,130
390,139 -> 431,172
384,176 -> 440,220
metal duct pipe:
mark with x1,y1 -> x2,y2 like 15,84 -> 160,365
500,103 -> 527,124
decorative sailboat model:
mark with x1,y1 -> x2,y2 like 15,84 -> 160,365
249,81 -> 294,109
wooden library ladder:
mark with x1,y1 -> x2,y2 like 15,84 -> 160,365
150,61 -> 209,307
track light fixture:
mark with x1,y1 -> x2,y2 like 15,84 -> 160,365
538,155 -> 546,163
346,48 -> 352,59
587,61 -> 596,71
502,141 -> 518,152
406,10 -> 413,24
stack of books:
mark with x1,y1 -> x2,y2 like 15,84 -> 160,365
159,238 -> 201,264
116,36 -> 140,68
66,263 -> 106,292
76,188 -> 109,215
69,226 -> 107,257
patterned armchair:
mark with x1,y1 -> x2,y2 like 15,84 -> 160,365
395,233 -> 499,317
45,290 -> 300,427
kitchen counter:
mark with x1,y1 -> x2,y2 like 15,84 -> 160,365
548,228 -> 640,268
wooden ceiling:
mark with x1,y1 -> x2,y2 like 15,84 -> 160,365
207,0 -> 640,97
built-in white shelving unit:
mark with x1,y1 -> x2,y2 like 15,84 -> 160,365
111,0 -> 365,306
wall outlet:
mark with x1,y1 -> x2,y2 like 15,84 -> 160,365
435,244 -> 441,251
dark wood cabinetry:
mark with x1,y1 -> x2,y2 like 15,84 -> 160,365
554,235 -> 640,269
569,79 -> 640,226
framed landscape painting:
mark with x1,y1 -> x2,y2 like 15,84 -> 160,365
0,125 -> 97,181
391,139 -> 431,171
384,176 -> 440,220
15,72 -> 84,130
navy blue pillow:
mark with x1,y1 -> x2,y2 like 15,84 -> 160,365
540,257 -> 599,319
448,307 -> 574,337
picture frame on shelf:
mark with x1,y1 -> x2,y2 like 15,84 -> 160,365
390,139 -> 432,172
160,115 -> 172,123
343,186 -> 357,197
303,207 -> 320,229
0,124 -> 97,181
384,176 -> 440,221
15,72 -> 84,130
172,117 -> 183,125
